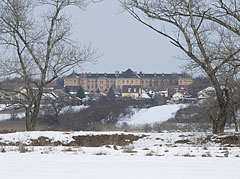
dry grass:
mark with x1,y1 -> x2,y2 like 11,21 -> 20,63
145,150 -> 156,156
95,151 -> 108,155
0,146 -> 6,153
183,153 -> 196,157
0,119 -> 47,132
122,146 -> 137,154
202,152 -> 212,157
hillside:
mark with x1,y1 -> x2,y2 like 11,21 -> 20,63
119,104 -> 187,125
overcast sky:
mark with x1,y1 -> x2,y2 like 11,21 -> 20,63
69,0 -> 185,74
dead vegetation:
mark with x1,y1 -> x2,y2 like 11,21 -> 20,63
0,134 -> 145,147
199,134 -> 240,146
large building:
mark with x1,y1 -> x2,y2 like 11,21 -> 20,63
64,69 -> 192,93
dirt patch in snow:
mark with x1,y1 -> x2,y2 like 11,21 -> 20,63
200,134 -> 240,146
175,139 -> 192,144
1,134 -> 146,147
70,134 -> 144,147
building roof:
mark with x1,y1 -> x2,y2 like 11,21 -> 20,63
121,69 -> 140,78
65,69 -> 191,80
138,72 -> 187,80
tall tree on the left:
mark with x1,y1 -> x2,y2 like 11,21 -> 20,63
0,0 -> 97,131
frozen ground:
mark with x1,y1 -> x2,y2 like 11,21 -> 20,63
0,104 -> 87,121
0,131 -> 240,179
0,112 -> 25,121
0,154 -> 239,179
119,104 -> 187,125
60,105 -> 88,113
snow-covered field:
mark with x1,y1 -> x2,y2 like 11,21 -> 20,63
0,131 -> 240,179
0,112 -> 25,121
0,154 -> 239,179
60,105 -> 88,113
119,104 -> 187,125
0,105 -> 88,121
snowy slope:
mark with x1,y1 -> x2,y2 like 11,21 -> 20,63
120,104 -> 187,125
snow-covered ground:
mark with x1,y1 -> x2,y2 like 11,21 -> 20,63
0,154 -> 239,179
0,131 -> 239,157
60,105 -> 88,113
0,131 -> 240,179
119,104 -> 187,125
0,105 -> 88,121
0,112 -> 25,121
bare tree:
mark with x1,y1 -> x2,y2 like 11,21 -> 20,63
0,0 -> 97,131
121,0 -> 240,133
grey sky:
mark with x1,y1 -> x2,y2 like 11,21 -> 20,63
69,0 -> 185,73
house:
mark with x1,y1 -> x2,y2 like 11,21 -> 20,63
197,87 -> 215,99
172,92 -> 184,101
0,91 -> 13,102
122,85 -> 141,99
139,89 -> 151,99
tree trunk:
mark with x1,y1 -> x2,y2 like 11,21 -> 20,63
228,88 -> 239,132
25,92 -> 42,131
25,107 -> 40,131
213,109 -> 228,134
207,72 -> 228,134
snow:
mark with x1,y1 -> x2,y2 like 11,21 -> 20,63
0,154 -> 239,179
60,105 -> 88,113
0,131 -> 240,179
1,131 -> 239,157
120,104 -> 187,125
0,104 -> 7,111
0,112 -> 25,121
0,105 -> 88,121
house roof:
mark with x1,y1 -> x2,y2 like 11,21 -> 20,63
120,69 -> 140,78
66,69 -> 190,80
138,72 -> 188,80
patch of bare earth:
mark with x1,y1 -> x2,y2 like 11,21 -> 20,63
199,134 -> 240,146
0,134 -> 146,147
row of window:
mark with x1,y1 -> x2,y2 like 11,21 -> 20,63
67,79 -> 182,85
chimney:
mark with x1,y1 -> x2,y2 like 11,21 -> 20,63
115,71 -> 119,77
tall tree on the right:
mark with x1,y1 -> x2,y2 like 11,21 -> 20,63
121,0 -> 240,133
